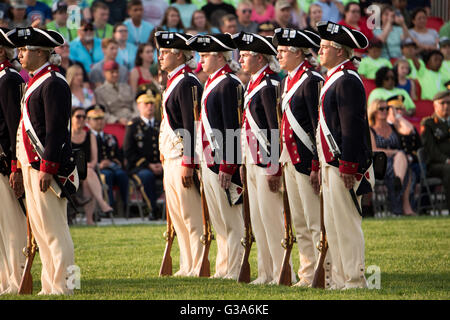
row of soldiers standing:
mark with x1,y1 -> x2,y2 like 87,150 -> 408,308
157,20 -> 374,290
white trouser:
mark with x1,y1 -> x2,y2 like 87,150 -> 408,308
0,174 -> 27,294
201,163 -> 244,280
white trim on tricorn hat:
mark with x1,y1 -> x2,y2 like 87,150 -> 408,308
155,31 -> 192,50
6,27 -> 64,48
316,21 -> 368,50
232,31 -> 278,55
273,28 -> 321,48
187,33 -> 235,52
0,28 -> 15,48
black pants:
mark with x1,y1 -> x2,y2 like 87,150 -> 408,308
428,163 -> 450,211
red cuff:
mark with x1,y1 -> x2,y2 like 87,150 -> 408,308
311,159 -> 320,172
11,160 -> 19,173
181,155 -> 196,168
339,159 -> 359,174
219,161 -> 238,175
40,159 -> 60,174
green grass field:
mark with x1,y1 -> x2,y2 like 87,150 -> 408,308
1,216 -> 449,300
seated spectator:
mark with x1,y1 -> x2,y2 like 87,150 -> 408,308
25,0 -> 52,26
338,2 -> 373,56
368,67 -> 416,115
219,13 -> 238,35
129,43 -> 158,94
358,39 -> 392,80
86,104 -> 129,213
171,0 -> 197,29
420,91 -> 450,212
287,0 -> 306,29
236,0 -> 258,33
71,107 -> 113,225
257,20 -> 275,37
113,23 -> 138,72
69,21 -> 104,74
55,42 -> 89,83
201,0 -> 236,29
250,0 -> 274,24
123,87 -> 163,219
124,0 -> 154,47
142,0 -> 168,28
67,65 -> 96,109
440,37 -> 450,86
92,0 -> 127,26
314,0 -> 343,23
408,7 -> 439,52
373,5 -> 411,60
416,49 -> 446,100
8,0 -> 30,28
400,38 -> 425,79
387,95 -> 422,202
94,60 -> 136,125
46,1 -> 78,43
304,3 -> 323,54
273,0 -> 297,29
392,0 -> 411,27
190,10 -> 220,35
394,58 -> 417,100
89,38 -> 129,88
92,1 -> 114,40
440,20 -> 450,39
368,99 -> 416,216
159,6 -> 184,33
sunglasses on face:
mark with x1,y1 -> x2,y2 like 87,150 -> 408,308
82,27 -> 94,32
378,106 -> 390,111
242,9 -> 252,14
75,115 -> 86,119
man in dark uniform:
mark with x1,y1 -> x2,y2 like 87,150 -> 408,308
0,27 -> 27,295
9,27 -> 78,295
420,90 -> 450,211
233,31 -> 294,285
123,85 -> 163,219
187,33 -> 244,280
316,21 -> 373,290
272,27 -> 327,287
86,104 -> 129,213
156,31 -> 204,277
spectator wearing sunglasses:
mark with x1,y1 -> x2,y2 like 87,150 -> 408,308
368,67 -> 416,115
368,99 -> 416,216
236,0 -> 258,33
69,20 -> 104,73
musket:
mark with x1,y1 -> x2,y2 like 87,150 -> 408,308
275,84 -> 296,286
192,86 -> 213,278
312,189 -> 328,288
18,207 -> 38,294
159,202 -> 176,276
236,85 -> 255,284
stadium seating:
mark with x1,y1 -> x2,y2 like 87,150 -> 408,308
104,123 -> 126,148
362,77 -> 376,98
426,16 -> 444,32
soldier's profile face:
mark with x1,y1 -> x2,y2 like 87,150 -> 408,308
159,48 -> 179,73
17,47 -> 41,72
277,45 -> 298,71
318,40 -> 339,69
199,52 -> 221,75
239,51 -> 258,74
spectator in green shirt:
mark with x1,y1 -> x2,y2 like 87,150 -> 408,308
417,49 -> 446,100
440,37 -> 450,85
400,37 -> 425,80
92,1 -> 114,39
46,1 -> 78,43
439,21 -> 450,39
368,66 -> 416,115
359,39 -> 393,79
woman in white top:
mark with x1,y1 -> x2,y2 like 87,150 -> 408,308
67,64 -> 96,109
408,8 -> 439,52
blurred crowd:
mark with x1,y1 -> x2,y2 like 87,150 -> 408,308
0,0 -> 449,219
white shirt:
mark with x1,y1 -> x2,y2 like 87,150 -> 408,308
326,59 -> 350,78
141,116 -> 155,127
168,63 -> 186,80
250,63 -> 269,84
29,62 -> 50,78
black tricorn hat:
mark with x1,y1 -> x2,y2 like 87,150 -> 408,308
272,28 -> 321,49
154,31 -> 192,50
7,27 -> 65,48
232,31 -> 277,55
316,21 -> 368,50
0,28 -> 15,48
187,33 -> 236,52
